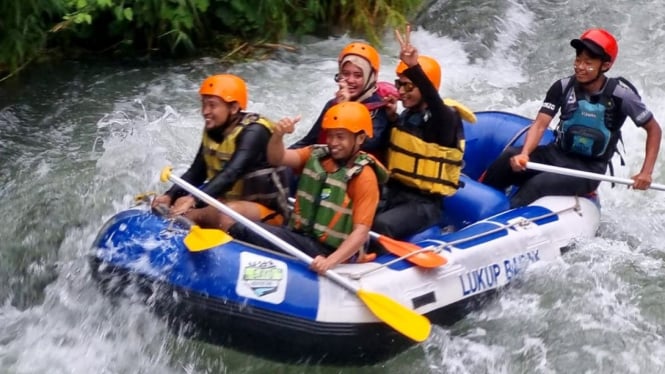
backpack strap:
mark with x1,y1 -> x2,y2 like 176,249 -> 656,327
616,76 -> 641,98
561,76 -> 576,99
604,78 -> 627,182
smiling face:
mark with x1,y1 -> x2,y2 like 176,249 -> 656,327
573,49 -> 609,84
201,95 -> 238,129
325,128 -> 365,162
395,76 -> 422,109
338,62 -> 366,99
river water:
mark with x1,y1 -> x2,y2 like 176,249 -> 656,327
2,0 -> 665,372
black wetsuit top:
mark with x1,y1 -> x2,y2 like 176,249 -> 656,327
166,123 -> 271,201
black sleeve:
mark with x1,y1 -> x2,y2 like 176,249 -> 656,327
200,123 -> 271,198
289,99 -> 335,149
403,64 -> 460,147
538,80 -> 565,117
165,145 -> 207,199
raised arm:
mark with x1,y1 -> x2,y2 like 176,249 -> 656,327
268,115 -> 304,169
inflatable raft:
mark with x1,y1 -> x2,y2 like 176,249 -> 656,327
90,111 -> 601,364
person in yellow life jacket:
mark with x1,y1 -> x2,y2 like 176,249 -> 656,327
152,74 -> 289,228
224,102 -> 389,274
372,25 -> 465,241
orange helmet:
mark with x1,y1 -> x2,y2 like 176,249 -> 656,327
570,28 -> 618,63
322,102 -> 373,138
396,55 -> 441,90
199,74 -> 248,109
338,42 -> 381,72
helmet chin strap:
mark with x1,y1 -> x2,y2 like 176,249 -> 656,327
205,112 -> 241,141
579,60 -> 611,88
579,67 -> 606,88
332,138 -> 363,167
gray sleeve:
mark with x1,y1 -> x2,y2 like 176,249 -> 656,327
614,83 -> 653,126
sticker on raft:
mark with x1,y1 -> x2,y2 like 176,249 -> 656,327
236,252 -> 288,304
459,249 -> 541,297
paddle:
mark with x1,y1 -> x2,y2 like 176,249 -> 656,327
152,204 -> 233,252
183,224 -> 233,252
285,197 -> 447,268
368,231 -> 447,268
160,166 -> 431,342
526,162 -> 665,191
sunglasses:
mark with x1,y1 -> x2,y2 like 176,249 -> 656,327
394,79 -> 416,93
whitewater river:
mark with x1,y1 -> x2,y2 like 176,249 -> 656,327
2,0 -> 665,372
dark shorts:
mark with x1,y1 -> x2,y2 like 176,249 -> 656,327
228,222 -> 332,258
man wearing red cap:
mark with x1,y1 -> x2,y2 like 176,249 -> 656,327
483,28 -> 661,207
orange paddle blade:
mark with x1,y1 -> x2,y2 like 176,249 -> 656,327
377,235 -> 447,267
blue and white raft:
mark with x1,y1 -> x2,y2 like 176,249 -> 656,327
90,111 -> 600,364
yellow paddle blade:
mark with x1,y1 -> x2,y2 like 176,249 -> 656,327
444,98 -> 477,123
357,289 -> 431,342
184,225 -> 233,252
377,235 -> 447,268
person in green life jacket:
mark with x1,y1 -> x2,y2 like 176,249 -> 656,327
371,25 -> 466,241
152,74 -> 289,228
223,102 -> 389,274
482,28 -> 662,207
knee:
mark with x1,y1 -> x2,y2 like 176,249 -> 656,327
493,147 -> 522,167
420,203 -> 441,226
227,223 -> 246,239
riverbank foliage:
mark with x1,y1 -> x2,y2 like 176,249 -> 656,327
0,0 -> 423,81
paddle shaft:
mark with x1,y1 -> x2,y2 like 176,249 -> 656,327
527,162 -> 665,192
166,172 -> 360,293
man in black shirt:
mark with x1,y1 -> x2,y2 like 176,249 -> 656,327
152,74 -> 288,228
483,28 -> 661,207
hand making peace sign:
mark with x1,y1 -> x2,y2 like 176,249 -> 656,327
395,24 -> 419,68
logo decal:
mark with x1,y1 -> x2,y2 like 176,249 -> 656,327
320,187 -> 331,200
236,252 -> 288,304
542,102 -> 556,111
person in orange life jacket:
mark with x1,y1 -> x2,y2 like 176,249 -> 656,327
289,42 -> 394,161
482,28 -> 661,208
151,74 -> 289,227
224,102 -> 388,274
371,25 -> 465,241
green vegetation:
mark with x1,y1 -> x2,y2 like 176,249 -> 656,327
0,0 -> 424,81
0,0 -> 65,78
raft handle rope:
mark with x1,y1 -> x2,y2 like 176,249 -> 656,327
133,191 -> 157,207
502,123 -> 533,153
149,203 -> 197,235
133,191 -> 192,232
349,197 -> 582,279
